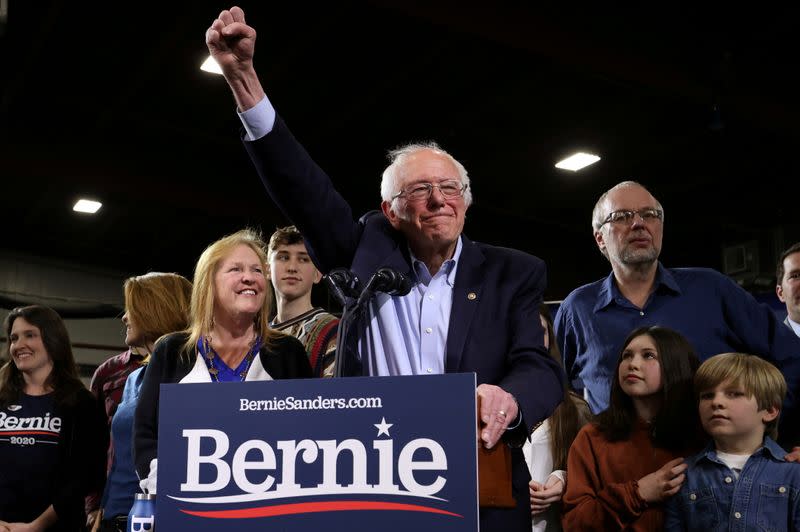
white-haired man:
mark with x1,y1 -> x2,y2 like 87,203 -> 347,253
206,7 -> 564,530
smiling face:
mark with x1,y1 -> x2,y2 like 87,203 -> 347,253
381,149 -> 467,258
698,379 -> 778,453
594,184 -> 663,267
9,317 -> 53,380
618,333 -> 662,400
213,244 -> 267,322
269,242 -> 321,303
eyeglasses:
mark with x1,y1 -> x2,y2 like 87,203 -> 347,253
391,179 -> 467,202
599,207 -> 663,227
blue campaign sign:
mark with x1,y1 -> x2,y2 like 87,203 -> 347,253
156,374 -> 478,531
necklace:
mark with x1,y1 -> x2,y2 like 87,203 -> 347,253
198,334 -> 261,382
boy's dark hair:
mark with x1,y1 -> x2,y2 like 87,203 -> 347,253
268,225 -> 304,253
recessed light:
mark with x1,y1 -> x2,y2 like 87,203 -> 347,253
555,152 -> 601,172
200,55 -> 223,75
73,199 -> 102,214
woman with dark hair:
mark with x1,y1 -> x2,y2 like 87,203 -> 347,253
562,326 -> 704,531
525,304 -> 593,531
95,272 -> 192,532
134,229 -> 312,493
0,305 -> 107,531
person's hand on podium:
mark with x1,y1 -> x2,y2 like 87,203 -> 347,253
477,384 -> 518,449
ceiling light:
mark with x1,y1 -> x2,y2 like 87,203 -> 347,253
200,55 -> 223,75
555,152 -> 601,172
73,199 -> 102,214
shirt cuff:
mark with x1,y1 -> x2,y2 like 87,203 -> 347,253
548,469 -> 566,485
237,94 -> 276,141
507,403 -> 523,431
630,479 -> 648,513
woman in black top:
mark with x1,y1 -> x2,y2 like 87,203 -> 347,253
134,228 -> 312,491
0,305 -> 107,531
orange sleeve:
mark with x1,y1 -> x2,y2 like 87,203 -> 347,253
561,425 -> 648,530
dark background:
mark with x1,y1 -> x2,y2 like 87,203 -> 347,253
2,1 -> 798,306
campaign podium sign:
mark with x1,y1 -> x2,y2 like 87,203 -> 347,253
156,374 -> 478,531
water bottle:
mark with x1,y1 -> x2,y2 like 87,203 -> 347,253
128,493 -> 156,532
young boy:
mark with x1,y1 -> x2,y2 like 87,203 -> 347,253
268,225 -> 339,378
664,352 -> 800,531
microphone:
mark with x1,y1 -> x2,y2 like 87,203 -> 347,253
334,267 -> 413,378
367,267 -> 414,296
324,268 -> 362,307
355,267 -> 414,308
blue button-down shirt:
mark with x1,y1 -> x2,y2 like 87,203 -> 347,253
359,239 -> 461,376
664,438 -> 800,531
555,264 -> 800,414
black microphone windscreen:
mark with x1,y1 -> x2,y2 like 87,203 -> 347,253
372,268 -> 414,297
324,268 -> 362,305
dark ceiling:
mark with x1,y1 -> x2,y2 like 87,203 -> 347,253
2,1 -> 799,302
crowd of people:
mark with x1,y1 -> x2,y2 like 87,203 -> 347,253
1,5 -> 800,531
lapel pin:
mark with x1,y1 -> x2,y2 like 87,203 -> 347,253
467,292 -> 477,300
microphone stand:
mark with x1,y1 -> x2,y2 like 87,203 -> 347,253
330,267 -> 414,377
333,299 -> 361,377
324,269 -> 364,378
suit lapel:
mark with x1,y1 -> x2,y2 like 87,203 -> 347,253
352,220 -> 484,373
446,236 -> 485,372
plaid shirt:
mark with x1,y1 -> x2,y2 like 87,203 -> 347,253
91,349 -> 146,425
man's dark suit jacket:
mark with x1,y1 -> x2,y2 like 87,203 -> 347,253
243,116 -> 564,531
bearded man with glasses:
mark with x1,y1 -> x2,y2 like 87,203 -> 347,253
206,7 -> 564,531
554,180 -> 800,447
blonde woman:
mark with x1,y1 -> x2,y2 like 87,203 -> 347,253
134,229 -> 311,492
